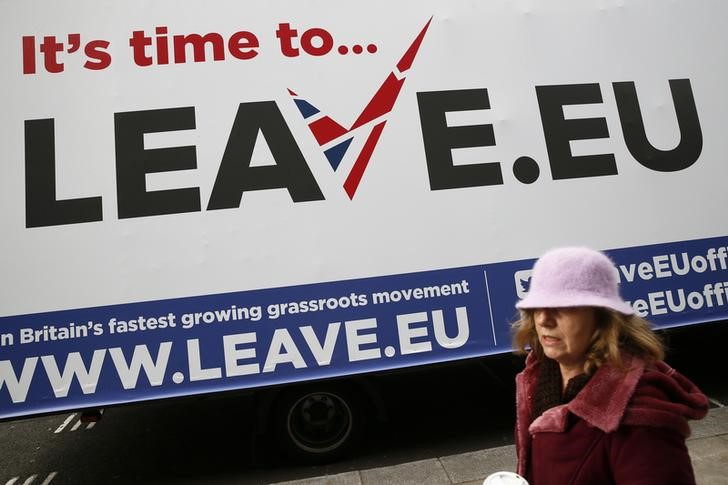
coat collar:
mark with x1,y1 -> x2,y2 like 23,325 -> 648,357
525,352 -> 645,434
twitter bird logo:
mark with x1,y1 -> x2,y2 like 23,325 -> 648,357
514,270 -> 533,299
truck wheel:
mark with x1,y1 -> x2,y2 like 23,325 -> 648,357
274,384 -> 364,463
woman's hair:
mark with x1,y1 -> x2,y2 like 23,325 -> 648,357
512,307 -> 665,374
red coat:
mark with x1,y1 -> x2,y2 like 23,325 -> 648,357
515,352 -> 708,485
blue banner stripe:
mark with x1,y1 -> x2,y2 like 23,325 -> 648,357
1,235 -> 727,419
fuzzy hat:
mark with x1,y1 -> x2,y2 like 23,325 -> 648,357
516,247 -> 634,315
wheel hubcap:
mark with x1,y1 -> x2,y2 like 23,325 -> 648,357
287,391 -> 353,454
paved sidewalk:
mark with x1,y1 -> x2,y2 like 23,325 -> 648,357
273,406 -> 728,485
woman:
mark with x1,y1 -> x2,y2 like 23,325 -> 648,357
512,247 -> 708,485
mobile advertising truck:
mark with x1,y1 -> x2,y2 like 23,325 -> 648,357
2,0 -> 727,460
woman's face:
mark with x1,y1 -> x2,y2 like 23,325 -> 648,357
533,307 -> 597,369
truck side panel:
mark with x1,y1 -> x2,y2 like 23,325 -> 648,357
1,0 -> 727,419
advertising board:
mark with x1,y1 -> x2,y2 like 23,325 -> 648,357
2,0 -> 727,419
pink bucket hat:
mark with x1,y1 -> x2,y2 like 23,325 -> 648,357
516,247 -> 634,315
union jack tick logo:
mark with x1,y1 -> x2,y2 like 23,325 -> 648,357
289,18 -> 432,199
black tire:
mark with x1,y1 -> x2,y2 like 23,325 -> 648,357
273,383 -> 364,463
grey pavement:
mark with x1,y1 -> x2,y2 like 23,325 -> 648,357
273,406 -> 728,485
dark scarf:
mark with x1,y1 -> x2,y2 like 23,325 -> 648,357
533,357 -> 592,418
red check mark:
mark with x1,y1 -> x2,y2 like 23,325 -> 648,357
290,18 -> 432,199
